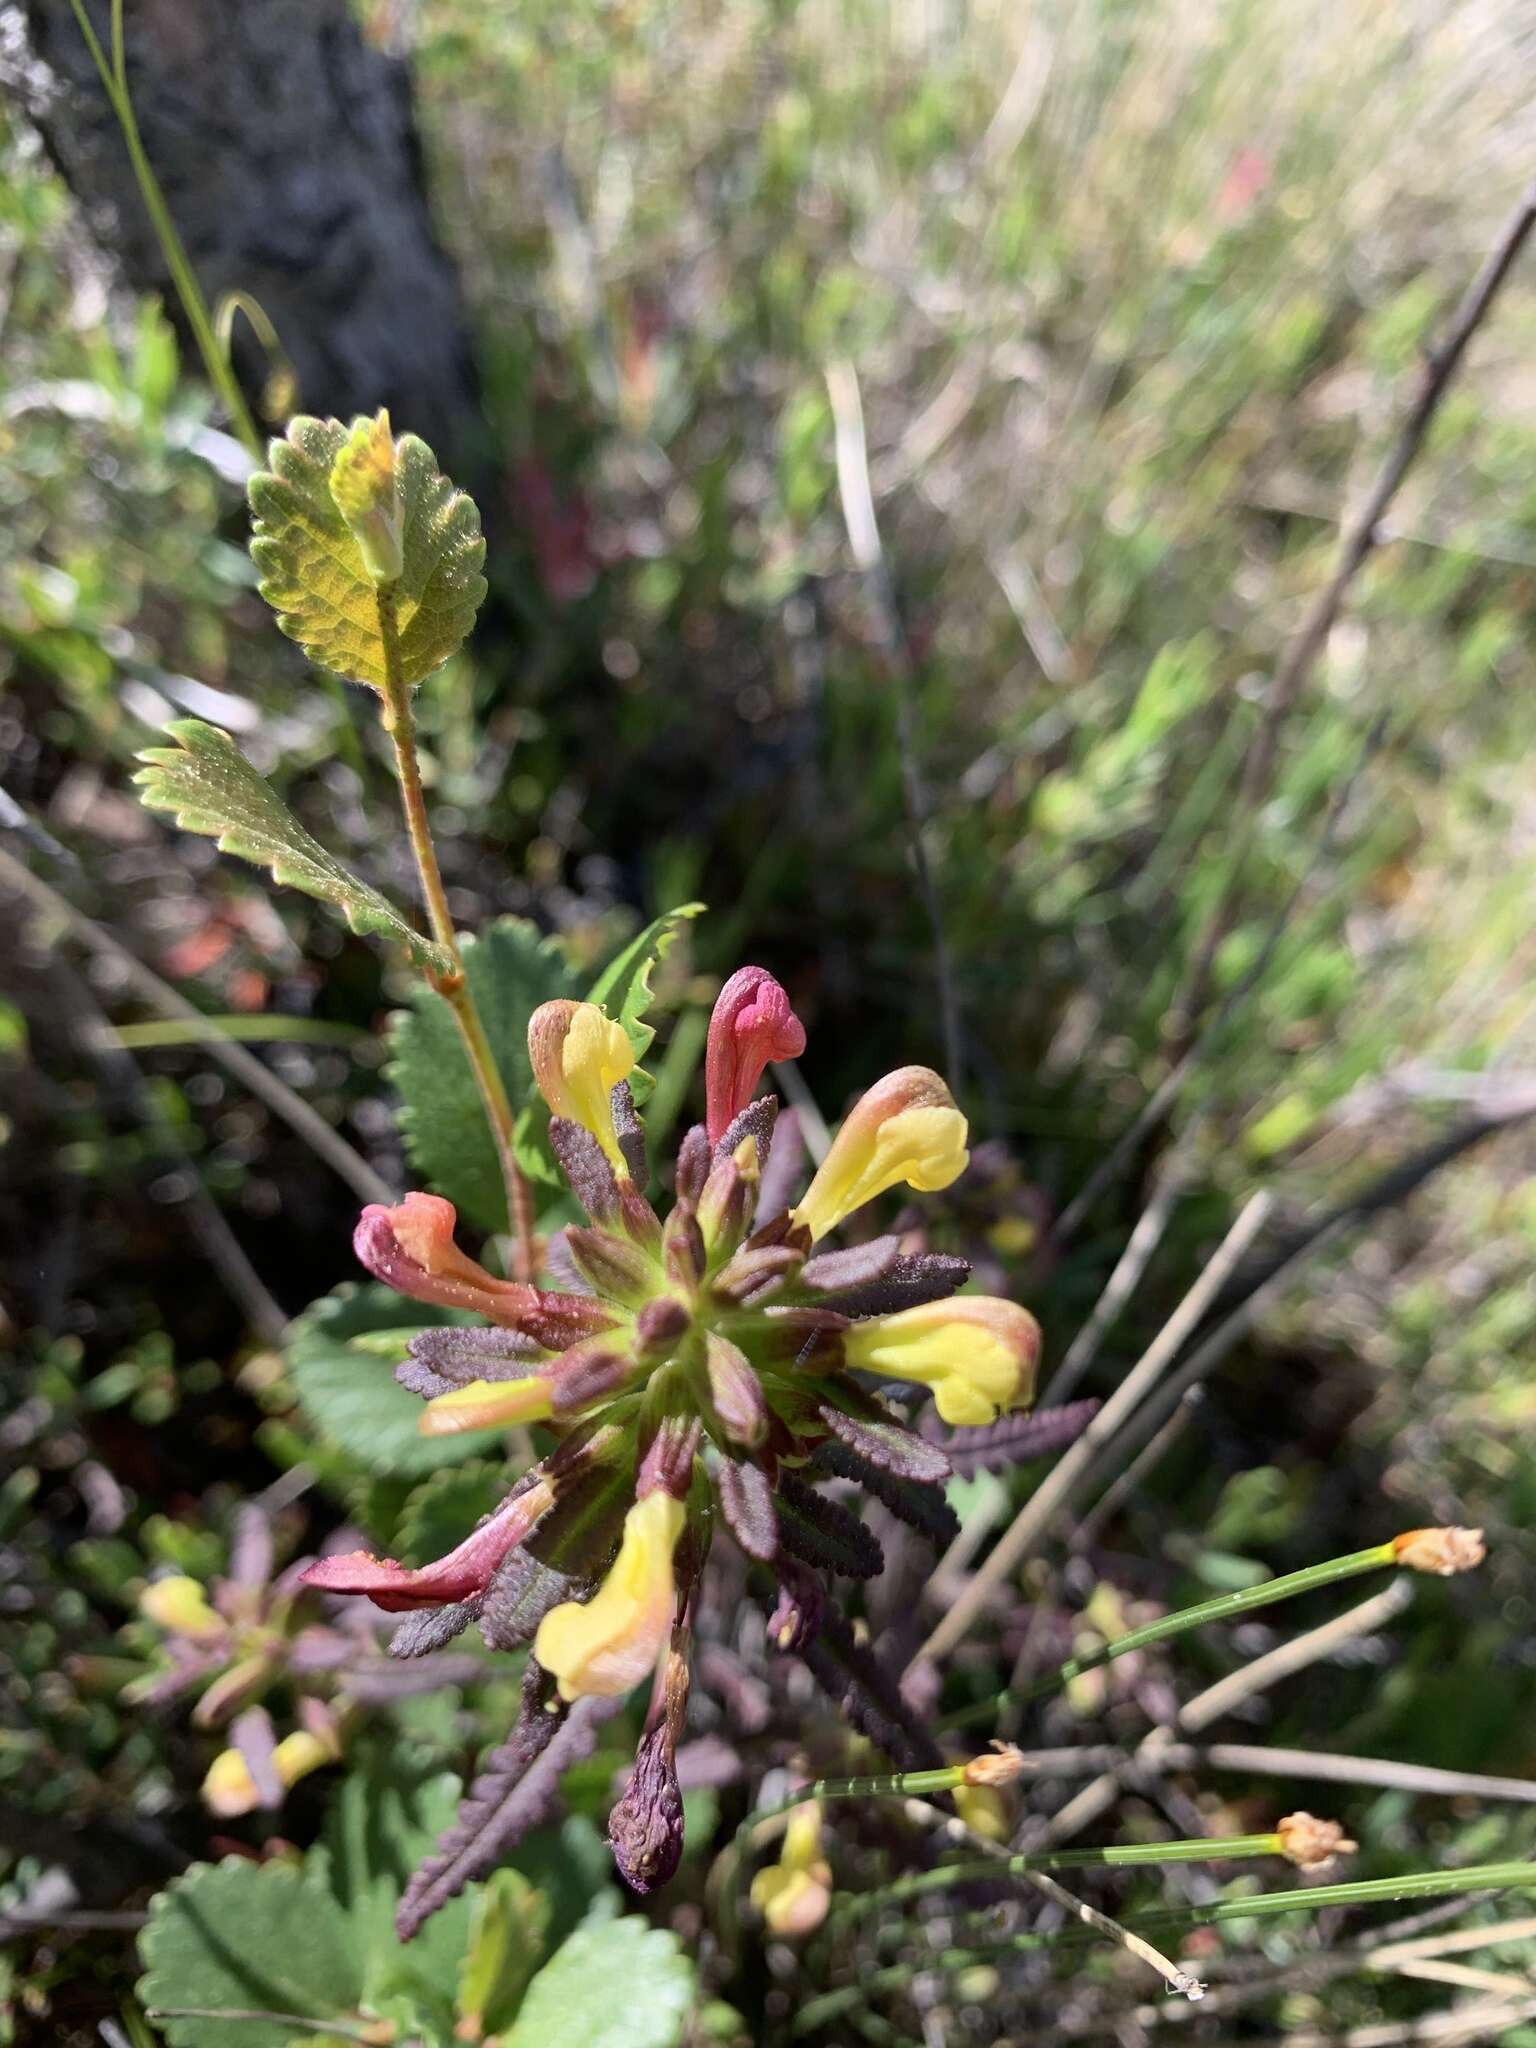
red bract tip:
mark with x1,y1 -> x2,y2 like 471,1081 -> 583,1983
705,967 -> 807,1144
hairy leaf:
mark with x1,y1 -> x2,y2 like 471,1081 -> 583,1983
397,1664 -> 618,1938
248,415 -> 486,688
775,1474 -> 884,1579
929,1398 -> 1102,1477
288,1284 -> 479,1478
504,1915 -> 694,2048
715,1455 -> 779,1561
390,916 -> 580,1225
817,1394 -> 953,1483
137,1858 -> 356,2048
134,719 -> 451,974
813,1438 -> 960,1548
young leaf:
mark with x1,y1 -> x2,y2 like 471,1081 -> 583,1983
502,1915 -> 695,2048
585,902 -> 705,1095
134,719 -> 452,975
137,1857 -> 358,2048
247,415 -> 486,689
288,1284 -> 481,1479
457,1869 -> 551,2039
389,917 -> 580,1224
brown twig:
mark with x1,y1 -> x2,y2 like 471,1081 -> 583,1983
1170,175 -> 1536,1043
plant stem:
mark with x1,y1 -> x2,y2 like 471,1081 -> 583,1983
67,0 -> 261,462
947,1540 -> 1398,1730
794,1861 -> 1536,2038
375,589 -> 537,1281
837,1833 -> 1289,1920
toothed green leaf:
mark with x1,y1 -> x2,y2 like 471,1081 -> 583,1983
585,901 -> 705,1103
287,1284 -> 480,1478
503,1916 -> 694,2048
247,414 -> 486,689
134,719 -> 452,975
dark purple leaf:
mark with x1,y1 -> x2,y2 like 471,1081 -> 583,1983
713,1095 -> 777,1172
928,1399 -> 1101,1477
548,1116 -> 621,1223
479,1552 -> 584,1654
715,1456 -> 778,1562
798,1606 -> 942,1770
389,1599 -> 482,1658
397,1661 -> 620,1938
813,1251 -> 970,1317
776,1474 -> 884,1579
610,1080 -> 648,1184
754,1104 -> 804,1220
674,1122 -> 711,1202
800,1236 -> 903,1292
813,1439 -> 960,1548
817,1399 -> 952,1483
405,1324 -> 547,1392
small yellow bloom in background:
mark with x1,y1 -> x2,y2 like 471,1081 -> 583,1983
1277,1811 -> 1357,1871
419,1373 -> 555,1438
792,1066 -> 969,1241
328,409 -> 405,587
842,1297 -> 1040,1426
202,1747 -> 260,1817
750,1801 -> 832,1937
1392,1526 -> 1486,1576
953,1783 -> 1011,1842
534,1491 -> 684,1700
139,1575 -> 223,1640
272,1728 -> 337,1793
528,1000 -> 637,1175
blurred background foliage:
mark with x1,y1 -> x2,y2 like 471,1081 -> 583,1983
4,0 -> 1536,2041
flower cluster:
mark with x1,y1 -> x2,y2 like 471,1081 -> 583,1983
303,967 -> 1041,1893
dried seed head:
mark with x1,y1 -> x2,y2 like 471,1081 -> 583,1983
962,1742 -> 1030,1788
1392,1526 -> 1487,1576
1277,1811 -> 1357,1871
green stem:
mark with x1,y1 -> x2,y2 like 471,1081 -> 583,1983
67,0 -> 260,461
375,589 -> 537,1282
794,1861 -> 1536,2038
947,1540 -> 1398,1731
837,1833 -> 1287,1921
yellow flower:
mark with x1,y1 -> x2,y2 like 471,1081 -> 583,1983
842,1297 -> 1040,1426
139,1575 -> 223,1639
528,1000 -> 637,1175
418,1373 -> 555,1438
791,1066 -> 968,1240
534,1492 -> 684,1700
750,1802 -> 832,1937
954,1784 -> 1010,1842
328,409 -> 404,586
201,1728 -> 338,1817
202,1747 -> 260,1817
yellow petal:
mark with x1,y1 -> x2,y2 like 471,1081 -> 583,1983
534,1492 -> 684,1700
419,1374 -> 555,1437
842,1298 -> 1039,1426
528,1000 -> 637,1174
792,1067 -> 968,1240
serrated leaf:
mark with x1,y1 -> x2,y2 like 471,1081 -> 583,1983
287,1284 -> 481,1478
457,1869 -> 550,2037
395,1461 -> 506,1567
248,415 -> 486,689
137,1857 -> 358,2048
503,1915 -> 694,2048
586,902 -> 704,1099
390,917 -> 580,1226
134,719 -> 452,975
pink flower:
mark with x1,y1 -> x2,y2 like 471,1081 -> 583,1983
299,1480 -> 553,1612
705,968 -> 806,1144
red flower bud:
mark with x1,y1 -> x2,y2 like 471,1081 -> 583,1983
705,968 -> 806,1144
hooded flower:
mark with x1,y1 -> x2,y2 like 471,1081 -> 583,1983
303,961 -> 1046,1912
